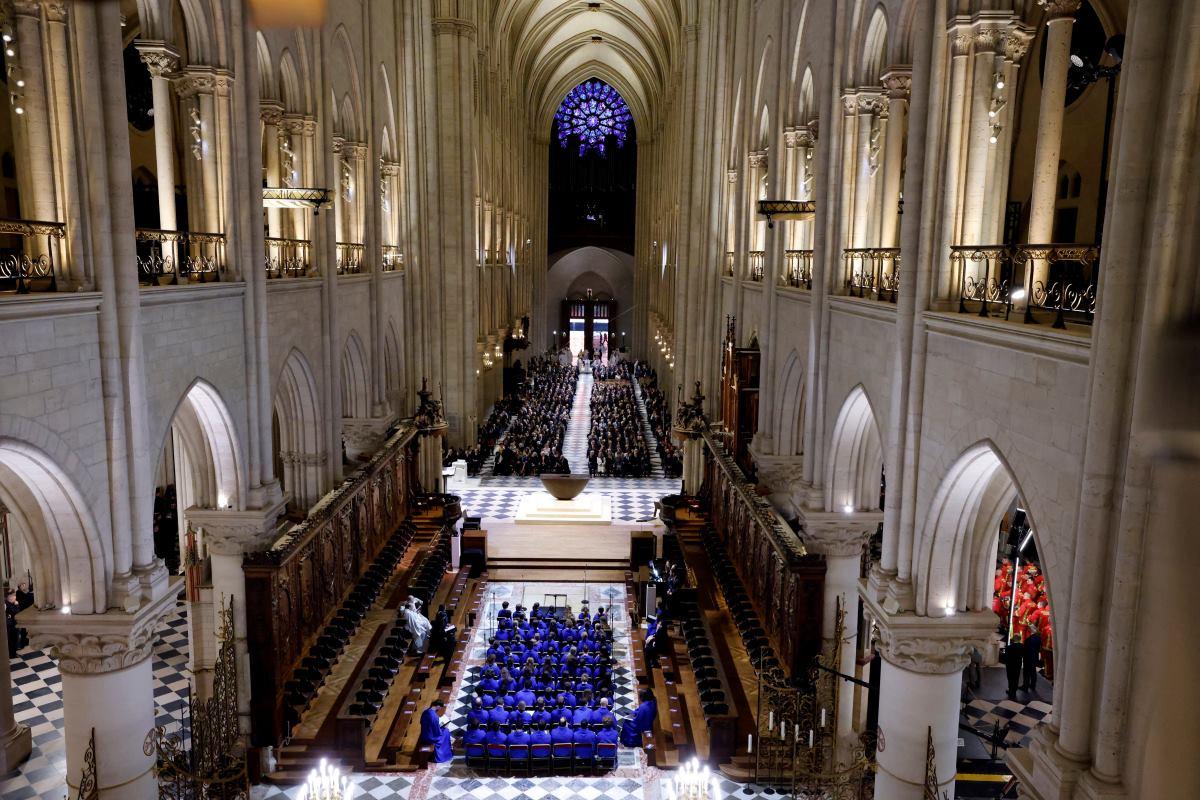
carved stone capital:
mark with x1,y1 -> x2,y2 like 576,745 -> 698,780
795,126 -> 816,148
863,595 -> 997,675
281,114 -> 316,136
134,41 -> 180,77
950,23 -> 975,57
1003,28 -> 1035,62
881,68 -> 912,100
856,90 -> 885,115
798,509 -> 882,557
11,0 -> 44,18
186,502 -> 286,557
381,159 -> 401,177
1038,0 -> 1083,22
747,150 -> 768,169
431,17 -> 477,39
973,26 -> 1005,53
841,92 -> 859,115
175,66 -> 234,99
331,136 -> 345,155
727,169 -> 738,184
20,585 -> 181,674
260,101 -> 284,126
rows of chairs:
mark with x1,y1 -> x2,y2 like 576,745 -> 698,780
671,590 -> 731,717
699,526 -> 783,674
348,529 -> 452,720
464,741 -> 618,774
406,527 -> 452,610
283,521 -> 417,727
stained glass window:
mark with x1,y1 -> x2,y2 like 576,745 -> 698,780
554,80 -> 633,156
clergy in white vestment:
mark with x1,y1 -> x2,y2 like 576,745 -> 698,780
402,601 -> 432,652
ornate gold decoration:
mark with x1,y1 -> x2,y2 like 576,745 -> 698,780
144,597 -> 249,799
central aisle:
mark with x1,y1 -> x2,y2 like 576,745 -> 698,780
563,370 -> 593,473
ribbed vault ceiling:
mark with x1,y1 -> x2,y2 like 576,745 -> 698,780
488,0 -> 685,137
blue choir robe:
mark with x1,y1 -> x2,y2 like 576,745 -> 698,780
562,691 -> 577,707
531,730 -> 552,746
479,693 -> 496,709
468,706 -> 489,726
488,706 -> 510,725
571,707 -> 592,726
419,708 -> 453,762
550,725 -> 575,744
507,729 -> 531,746
464,727 -> 488,746
532,709 -> 552,726
597,726 -> 619,745
591,708 -> 613,726
515,689 -> 536,707
620,700 -> 657,747
485,729 -> 508,746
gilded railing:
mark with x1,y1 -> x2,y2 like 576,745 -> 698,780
381,244 -> 404,272
782,249 -> 813,289
135,229 -> 224,285
748,250 -> 766,282
336,241 -> 364,274
952,243 -> 1100,329
0,218 -> 65,293
843,247 -> 900,303
265,236 -> 310,279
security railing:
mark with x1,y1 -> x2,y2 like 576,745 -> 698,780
382,245 -> 404,272
748,250 -> 765,282
0,218 -> 65,293
336,242 -> 364,274
951,243 -> 1099,330
843,247 -> 900,303
265,236 -> 310,279
782,249 -> 813,289
135,229 -> 224,286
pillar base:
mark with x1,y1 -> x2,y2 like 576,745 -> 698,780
1007,725 -> 1089,800
0,721 -> 32,774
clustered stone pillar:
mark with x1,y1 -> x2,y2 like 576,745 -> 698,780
187,502 -> 285,737
261,102 -> 284,238
1027,1 -> 1081,246
865,604 -> 996,800
800,511 -> 880,760
22,591 -> 179,799
418,425 -> 447,494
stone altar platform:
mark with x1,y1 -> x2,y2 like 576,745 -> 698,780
514,490 -> 612,524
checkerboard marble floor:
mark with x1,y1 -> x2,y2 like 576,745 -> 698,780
1,599 -> 192,800
960,665 -> 1054,750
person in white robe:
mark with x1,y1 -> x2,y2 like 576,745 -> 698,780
402,601 -> 432,652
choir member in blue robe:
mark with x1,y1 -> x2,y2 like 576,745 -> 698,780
597,717 -> 619,744
573,724 -> 597,760
530,723 -> 552,747
590,698 -> 612,726
468,698 -> 489,726
507,726 -> 531,746
488,704 -> 510,726
550,719 -> 574,744
419,700 -> 453,762
497,601 -> 512,619
463,721 -> 488,748
620,690 -> 657,747
571,705 -> 592,726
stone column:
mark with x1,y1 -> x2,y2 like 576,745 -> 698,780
1027,1 -> 1082,248
187,502 -> 284,737
418,424 -> 447,494
10,1 -> 58,227
961,26 -> 1004,246
879,71 -> 911,248
852,93 -> 884,249
22,591 -> 180,799
261,102 -> 284,238
135,42 -> 180,233
0,606 -> 32,773
174,68 -> 225,235
801,510 -> 881,758
936,27 -> 973,301
865,602 -> 996,800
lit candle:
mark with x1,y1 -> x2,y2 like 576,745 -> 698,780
808,729 -> 814,748
794,722 -> 800,741
780,720 -> 786,739
820,708 -> 826,728
768,710 -> 774,730
747,733 -> 753,754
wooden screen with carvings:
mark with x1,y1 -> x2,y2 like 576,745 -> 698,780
701,432 -> 825,677
243,425 -> 417,746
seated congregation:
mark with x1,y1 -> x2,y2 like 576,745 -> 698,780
419,599 -> 657,772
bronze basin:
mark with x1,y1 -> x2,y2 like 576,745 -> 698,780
539,474 -> 590,501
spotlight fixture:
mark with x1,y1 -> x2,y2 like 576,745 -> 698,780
1070,54 -> 1084,68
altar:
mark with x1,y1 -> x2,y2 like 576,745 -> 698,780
514,490 -> 612,524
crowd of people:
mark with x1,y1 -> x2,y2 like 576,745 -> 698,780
994,558 -> 1054,698
588,362 -> 652,478
491,358 -> 576,476
635,364 -> 682,478
418,599 -> 658,765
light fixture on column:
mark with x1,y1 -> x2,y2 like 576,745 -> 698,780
756,199 -> 816,229
263,187 -> 334,213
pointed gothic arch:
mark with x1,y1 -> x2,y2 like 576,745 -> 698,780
825,385 -> 884,512
272,349 -> 325,508
341,331 -> 370,419
775,349 -> 806,457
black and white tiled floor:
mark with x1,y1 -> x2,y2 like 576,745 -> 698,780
2,600 -> 191,800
